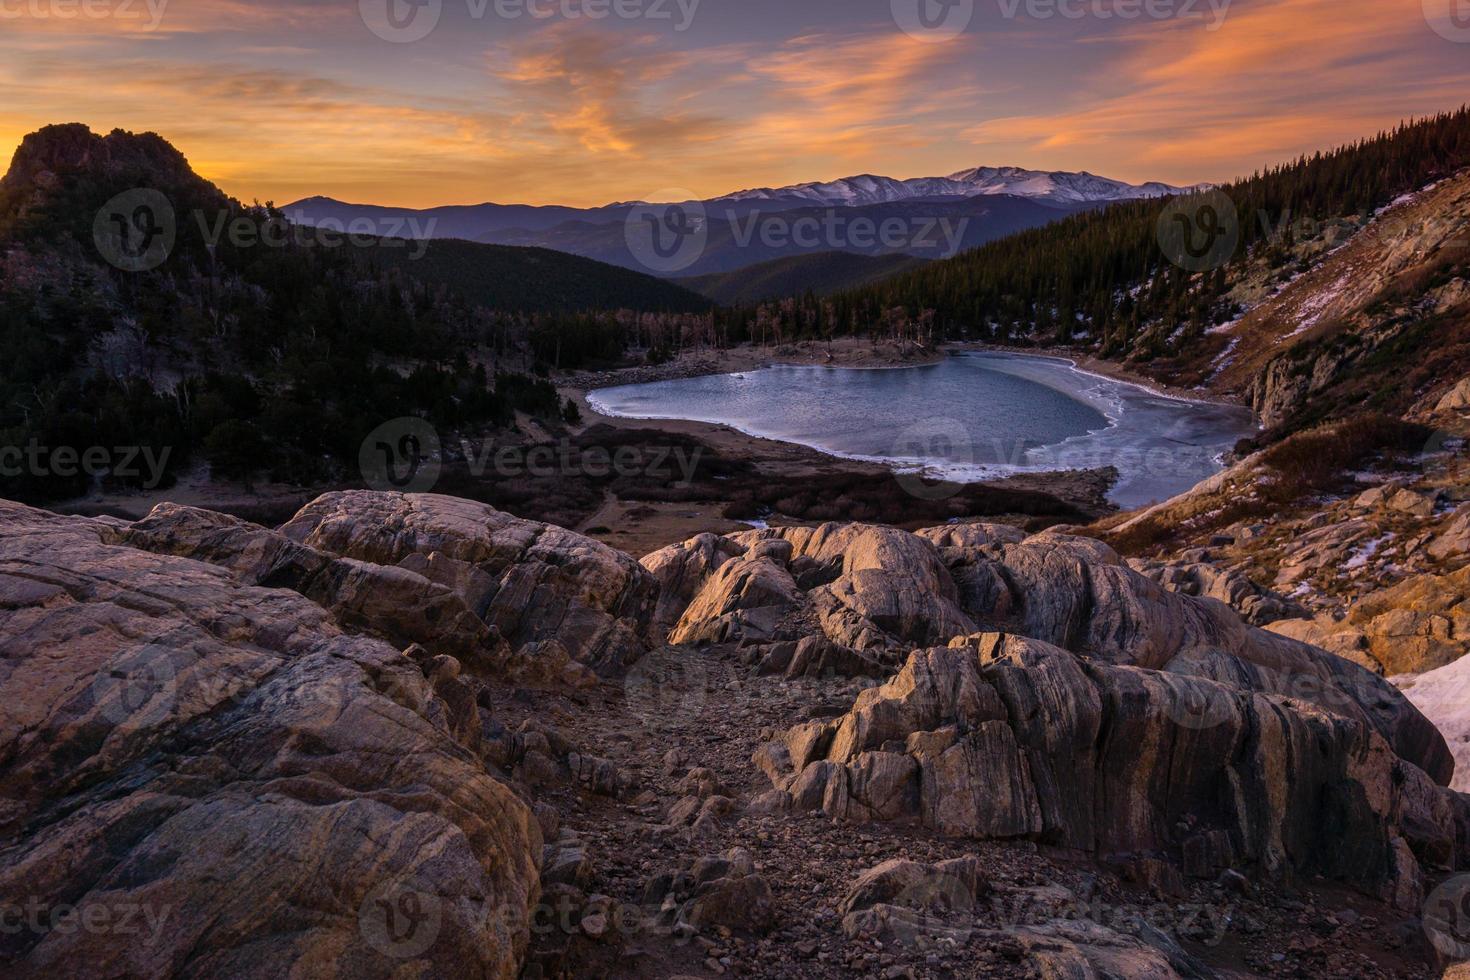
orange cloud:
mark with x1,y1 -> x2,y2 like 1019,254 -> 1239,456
962,0 -> 1466,183
1,0 -> 1465,207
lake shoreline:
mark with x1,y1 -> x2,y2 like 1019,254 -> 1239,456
573,347 -> 1255,511
567,337 -> 1250,410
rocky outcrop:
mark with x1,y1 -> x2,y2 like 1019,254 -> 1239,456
668,545 -> 804,646
1131,555 -> 1307,626
111,501 -> 528,674
0,500 -> 542,978
648,523 -> 976,656
639,531 -> 744,632
658,522 -> 1453,783
642,519 -> 1469,908
281,492 -> 659,675
756,634 -> 1467,910
1270,564 -> 1470,677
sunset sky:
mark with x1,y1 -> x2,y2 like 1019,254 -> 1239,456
3,0 -> 1467,208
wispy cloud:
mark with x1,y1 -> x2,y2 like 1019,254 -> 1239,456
0,0 -> 1465,206
961,0 -> 1466,183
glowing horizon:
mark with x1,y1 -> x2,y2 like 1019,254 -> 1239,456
2,0 -> 1467,210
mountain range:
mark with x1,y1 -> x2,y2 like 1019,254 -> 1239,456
284,166 -> 1199,281
714,166 -> 1199,208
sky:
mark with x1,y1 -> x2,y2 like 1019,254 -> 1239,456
1,0 -> 1467,208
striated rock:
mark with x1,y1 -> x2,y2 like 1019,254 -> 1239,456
668,551 -> 803,646
639,532 -> 745,633
758,634 -> 1465,909
1131,556 -> 1307,626
112,502 -> 518,674
281,492 -> 659,675
0,500 -> 542,978
656,521 -> 1451,784
947,532 -> 1449,778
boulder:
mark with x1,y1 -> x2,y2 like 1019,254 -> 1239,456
280,492 -> 659,674
1429,505 -> 1470,561
783,635 -> 884,679
640,532 -> 745,634
668,553 -> 804,646
839,856 -> 988,945
0,500 -> 542,978
639,849 -> 775,936
758,634 -> 1466,910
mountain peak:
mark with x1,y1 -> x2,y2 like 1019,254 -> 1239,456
2,123 -> 196,192
0,124 -> 227,231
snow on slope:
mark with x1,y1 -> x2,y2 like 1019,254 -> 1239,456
715,167 -> 1201,208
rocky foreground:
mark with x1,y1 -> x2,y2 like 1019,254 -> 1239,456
2,491 -> 1468,978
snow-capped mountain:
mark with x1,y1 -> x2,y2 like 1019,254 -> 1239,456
714,167 -> 1201,208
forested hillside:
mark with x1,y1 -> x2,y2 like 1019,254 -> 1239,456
836,107 -> 1470,353
0,124 -> 673,502
370,237 -> 711,314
